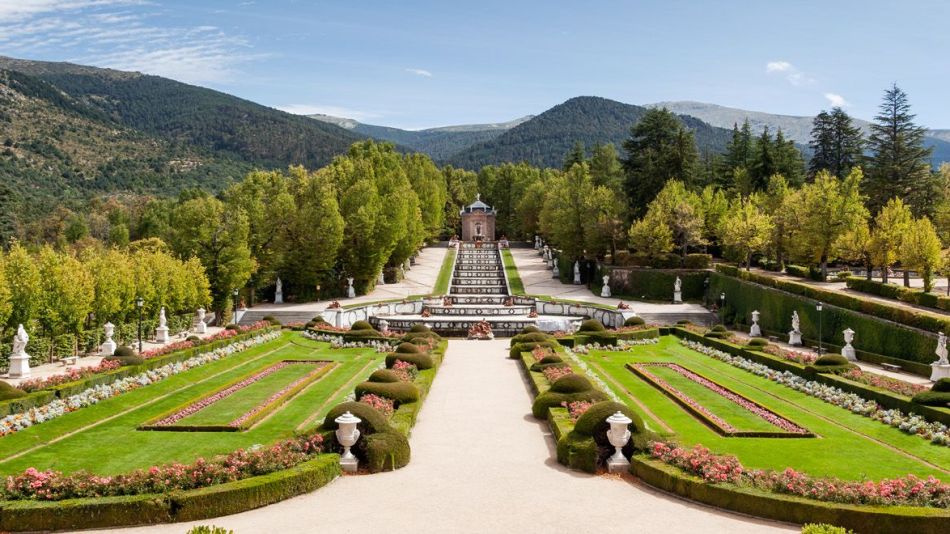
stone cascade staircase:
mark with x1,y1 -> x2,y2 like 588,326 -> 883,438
450,246 -> 509,295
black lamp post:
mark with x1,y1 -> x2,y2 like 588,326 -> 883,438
136,296 -> 144,353
703,277 -> 710,306
719,292 -> 726,325
232,288 -> 240,324
816,302 -> 824,354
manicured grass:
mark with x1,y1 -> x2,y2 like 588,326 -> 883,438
433,246 -> 457,294
579,337 -> 950,480
501,249 -> 525,295
0,332 -> 381,476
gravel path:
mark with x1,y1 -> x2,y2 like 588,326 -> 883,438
97,340 -> 792,534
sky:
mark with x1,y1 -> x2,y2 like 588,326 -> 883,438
0,0 -> 948,130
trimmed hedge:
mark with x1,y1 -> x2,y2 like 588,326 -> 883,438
354,381 -> 420,404
711,268 -> 939,372
368,369 -> 402,383
385,352 -> 434,370
630,456 -> 950,534
786,264 -> 825,281
321,401 -> 410,473
578,319 -> 606,332
0,456 -> 340,532
350,320 -> 376,331
911,391 -> 950,407
556,401 -> 651,473
624,316 -> 646,327
846,277 -> 950,312
531,375 -> 609,419
606,268 -> 708,301
510,332 -> 553,344
509,341 -> 559,360
0,381 -> 26,401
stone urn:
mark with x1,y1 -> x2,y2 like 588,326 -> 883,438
606,411 -> 632,473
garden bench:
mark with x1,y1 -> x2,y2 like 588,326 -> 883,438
767,335 -> 778,343
880,362 -> 902,372
61,355 -> 78,366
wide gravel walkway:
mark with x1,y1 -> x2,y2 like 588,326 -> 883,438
98,340 -> 793,534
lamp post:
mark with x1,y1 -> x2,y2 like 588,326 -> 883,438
703,277 -> 710,306
816,302 -> 823,355
232,288 -> 239,325
135,296 -> 144,354
719,292 -> 726,326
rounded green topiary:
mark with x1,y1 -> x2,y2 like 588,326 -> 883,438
350,320 -> 376,332
911,391 -> 950,407
321,401 -> 408,473
539,354 -> 563,365
509,341 -> 558,359
747,337 -> 768,347
573,401 -> 644,436
322,401 -> 392,434
225,324 -> 239,331
521,325 -> 541,334
532,389 -> 608,419
529,354 -> 565,372
676,319 -> 691,325
814,354 -> 851,366
932,377 -> 950,393
368,369 -> 402,383
186,335 -> 201,343
114,345 -> 135,357
364,430 -> 410,472
550,374 -> 595,394
624,316 -> 645,327
409,324 -> 431,333
262,315 -> 281,326
385,352 -> 434,370
395,342 -> 422,354
0,381 -> 26,400
355,381 -> 420,404
578,319 -> 606,332
704,331 -> 729,339
711,324 -> 728,332
510,332 -> 552,344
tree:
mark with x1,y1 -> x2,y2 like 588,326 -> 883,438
808,107 -> 864,178
719,196 -> 773,270
584,185 -> 627,260
628,210 -> 673,258
5,241 -> 40,330
283,169 -> 345,294
35,246 -> 94,359
403,153 -> 447,239
866,84 -> 934,215
719,120 -> 754,185
900,217 -> 943,292
749,127 -> 775,190
834,220 -> 873,280
869,198 -> 913,284
622,108 -> 697,216
84,247 -> 135,324
772,129 -> 805,186
588,143 -> 625,192
759,174 -> 795,269
539,163 -> 597,260
644,180 -> 705,257
169,196 -> 255,317
442,165 -> 478,236
790,169 -> 869,279
563,141 -> 586,171
0,253 -> 13,334
699,185 -> 729,248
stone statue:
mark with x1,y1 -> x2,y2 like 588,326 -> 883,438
573,261 -> 582,285
673,276 -> 683,303
274,277 -> 284,304
601,275 -> 611,298
101,322 -> 116,356
841,328 -> 856,361
159,307 -> 167,328
347,277 -> 356,299
275,277 -> 282,294
932,332 -> 950,380
674,277 -> 682,292
156,306 -> 169,344
8,324 -> 31,378
792,311 -> 800,333
750,310 -> 761,337
788,311 -> 802,346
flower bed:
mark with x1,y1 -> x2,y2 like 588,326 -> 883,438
542,366 -> 574,383
840,368 -> 929,397
681,339 -> 950,446
650,442 -> 950,508
630,363 -> 811,437
562,400 -> 594,422
391,360 -> 418,382
17,360 -> 122,393
572,337 -> 659,354
763,344 -> 818,365
359,393 -> 395,417
0,330 -> 282,439
2,433 -> 325,501
302,331 -> 395,352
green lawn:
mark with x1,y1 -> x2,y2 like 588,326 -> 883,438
579,337 -> 950,480
501,249 -> 525,295
433,246 -> 457,294
0,332 -> 381,476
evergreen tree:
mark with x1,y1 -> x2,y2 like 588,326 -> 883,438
721,120 -> 754,179
563,141 -> 587,171
809,107 -> 864,178
622,108 -> 697,217
772,129 -> 805,185
588,143 -> 625,193
750,127 -> 776,190
866,84 -> 934,215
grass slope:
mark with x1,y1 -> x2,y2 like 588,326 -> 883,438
433,247 -> 457,295
0,333 -> 380,476
501,249 -> 525,295
579,337 -> 950,480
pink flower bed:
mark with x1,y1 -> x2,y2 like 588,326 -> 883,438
841,368 -> 928,397
3,433 -> 324,501
359,393 -> 395,417
634,365 -> 738,433
18,360 -> 122,393
562,400 -> 594,422
391,360 -> 418,382
140,321 -> 271,360
764,345 -> 817,365
531,345 -> 554,362
650,442 -> 950,508
542,366 -> 574,383
633,363 -> 809,435
229,363 -> 330,428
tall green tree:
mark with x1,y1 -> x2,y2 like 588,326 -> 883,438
899,217 -> 943,291
869,197 -> 913,284
628,209 -> 673,258
5,241 -> 40,330
539,164 -> 597,260
588,143 -> 625,192
622,108 -> 697,216
283,168 -> 345,294
866,84 -> 934,215
809,107 -> 864,178
403,153 -> 447,239
563,141 -> 587,171
442,165 -> 478,237
720,196 -> 773,270
644,180 -> 705,257
720,120 -> 754,183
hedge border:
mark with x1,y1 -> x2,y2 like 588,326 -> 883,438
631,455 -> 950,534
0,455 -> 340,532
846,277 -> 950,312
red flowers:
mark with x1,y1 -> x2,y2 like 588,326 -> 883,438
359,393 -> 395,417
18,360 -> 121,393
542,366 -> 573,383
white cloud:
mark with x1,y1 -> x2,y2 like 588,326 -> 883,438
405,68 -> 432,77
0,0 -> 145,23
275,104 -> 381,121
824,93 -> 850,107
765,60 -> 813,86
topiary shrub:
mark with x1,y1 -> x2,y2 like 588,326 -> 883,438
109,355 -> 145,367
225,324 -> 239,331
355,381 -> 420,405
566,400 -> 653,470
385,352 -> 434,370
911,391 -> 950,407
801,524 -> 854,534
805,353 -> 856,375
262,315 -> 281,326
114,346 -> 135,357
186,335 -> 201,343
0,381 -> 26,400
323,401 -> 391,434
350,320 -> 376,332
578,319 -> 606,332
704,331 -> 729,339
529,354 -> 564,372
676,319 -> 691,325
509,341 -> 558,359
321,401 -> 408,473
409,324 -> 431,333
747,337 -> 768,347
532,375 -> 608,418
550,374 -> 595,393
395,342 -> 422,354
711,324 -> 728,333
624,316 -> 645,327
932,377 -> 950,392
521,325 -> 541,334
368,369 -> 402,383
510,332 -> 552,344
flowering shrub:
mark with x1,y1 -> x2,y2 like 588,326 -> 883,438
763,345 -> 817,365
531,345 -> 554,362
359,393 -> 395,417
841,368 -> 928,397
391,360 -> 418,382
18,360 -> 122,393
572,337 -> 659,354
542,366 -> 574,383
0,331 -> 281,439
140,322 -> 271,360
682,340 -> 950,446
302,331 -> 395,352
3,433 -> 324,501
562,400 -> 594,422
650,442 -> 950,508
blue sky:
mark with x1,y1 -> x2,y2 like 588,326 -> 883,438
1,0 -> 947,129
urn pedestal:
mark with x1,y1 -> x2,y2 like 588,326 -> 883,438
155,326 -> 169,344
931,364 -> 950,381
8,352 -> 30,379
673,290 -> 682,303
788,331 -> 802,346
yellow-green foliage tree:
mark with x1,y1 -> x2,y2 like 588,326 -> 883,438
900,217 -> 943,291
628,210 -> 674,259
539,163 -> 597,261
719,196 -> 773,270
869,197 -> 912,284
35,246 -> 94,359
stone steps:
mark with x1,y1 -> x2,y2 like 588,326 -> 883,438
424,305 -> 534,316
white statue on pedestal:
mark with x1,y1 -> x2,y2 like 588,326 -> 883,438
274,277 -> 283,304
194,307 -> 207,334
601,274 -> 611,297
535,235 -> 541,249
552,260 -> 559,278
155,306 -> 169,344
377,271 -> 386,286
841,328 -> 856,361
379,319 -> 389,334
101,322 -> 116,356
931,331 -> 950,381
750,310 -> 762,337
573,261 -> 582,285
347,277 -> 356,299
673,276 -> 683,303
788,311 -> 802,346
8,324 -> 31,378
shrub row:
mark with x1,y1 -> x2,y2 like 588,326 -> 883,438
711,268 -> 940,370
630,456 -> 950,534
612,252 -> 712,269
603,268 -> 709,302
785,264 -> 826,281
846,277 -> 950,312
0,327 -> 281,418
0,456 -> 340,532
